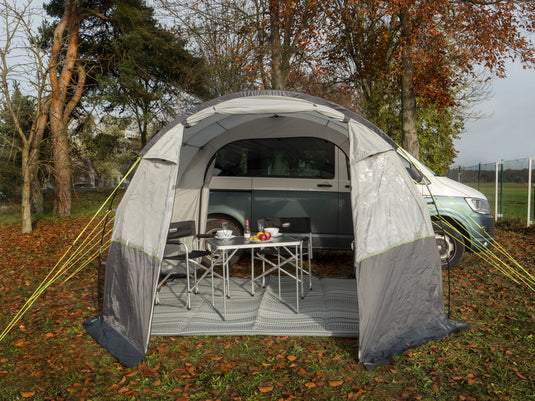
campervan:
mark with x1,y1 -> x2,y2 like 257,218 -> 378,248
207,137 -> 494,269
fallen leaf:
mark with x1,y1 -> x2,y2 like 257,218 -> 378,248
287,355 -> 297,361
43,332 -> 54,340
258,386 -> 273,393
20,391 -> 36,398
152,379 -> 161,386
329,380 -> 344,387
305,382 -> 316,388
516,372 -> 527,380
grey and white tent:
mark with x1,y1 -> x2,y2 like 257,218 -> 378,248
84,90 -> 467,369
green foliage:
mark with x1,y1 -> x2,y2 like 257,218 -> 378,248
40,0 -> 208,148
70,114 -> 138,187
0,86 -> 37,199
362,80 -> 463,175
92,0 -> 208,145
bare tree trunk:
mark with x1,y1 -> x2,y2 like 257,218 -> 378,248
270,6 -> 284,90
20,148 -> 32,234
400,9 -> 419,159
50,110 -> 72,216
30,155 -> 44,216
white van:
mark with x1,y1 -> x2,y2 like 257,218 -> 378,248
207,137 -> 494,269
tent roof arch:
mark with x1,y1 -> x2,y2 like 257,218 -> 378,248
140,90 -> 398,161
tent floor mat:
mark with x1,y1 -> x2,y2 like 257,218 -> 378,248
151,276 -> 359,337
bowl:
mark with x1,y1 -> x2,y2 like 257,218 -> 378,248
264,227 -> 279,236
216,229 -> 233,238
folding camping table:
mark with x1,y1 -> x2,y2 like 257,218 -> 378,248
205,235 -> 304,318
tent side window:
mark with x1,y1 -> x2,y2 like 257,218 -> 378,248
213,138 -> 335,179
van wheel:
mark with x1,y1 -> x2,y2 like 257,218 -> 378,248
433,222 -> 465,270
202,217 -> 243,266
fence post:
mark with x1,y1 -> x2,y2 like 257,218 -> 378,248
478,163 -> 481,191
529,158 -> 533,227
494,161 -> 502,221
500,161 -> 504,219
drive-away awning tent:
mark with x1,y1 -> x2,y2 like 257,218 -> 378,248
84,90 -> 467,369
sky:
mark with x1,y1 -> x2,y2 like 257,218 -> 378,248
453,61 -> 535,167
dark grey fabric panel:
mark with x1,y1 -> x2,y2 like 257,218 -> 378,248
83,242 -> 160,367
356,237 -> 469,370
83,315 -> 145,368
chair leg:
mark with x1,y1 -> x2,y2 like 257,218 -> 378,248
186,257 -> 191,310
277,250 -> 281,299
300,243 -> 304,299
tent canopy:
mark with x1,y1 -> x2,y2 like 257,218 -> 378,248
84,90 -> 467,369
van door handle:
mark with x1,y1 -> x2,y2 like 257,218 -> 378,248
317,183 -> 332,188
345,185 -> 351,189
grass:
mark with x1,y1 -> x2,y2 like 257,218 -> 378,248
462,182 -> 535,221
0,189 -> 125,225
0,193 -> 534,400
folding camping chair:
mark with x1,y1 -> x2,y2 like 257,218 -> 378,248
156,220 -> 219,309
256,217 -> 313,297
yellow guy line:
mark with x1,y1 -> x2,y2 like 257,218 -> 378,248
0,158 -> 140,342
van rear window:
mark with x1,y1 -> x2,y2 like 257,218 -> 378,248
214,138 -> 335,179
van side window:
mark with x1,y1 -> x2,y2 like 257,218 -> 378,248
214,138 -> 335,179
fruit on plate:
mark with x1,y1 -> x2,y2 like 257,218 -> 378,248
258,233 -> 268,241
264,232 -> 271,240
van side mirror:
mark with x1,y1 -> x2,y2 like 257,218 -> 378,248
406,165 -> 427,184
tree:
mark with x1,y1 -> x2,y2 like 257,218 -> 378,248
44,0 -> 88,217
95,0 -> 208,147
0,0 -> 50,233
160,0 -> 326,92
325,0 -> 535,161
71,113 -> 138,186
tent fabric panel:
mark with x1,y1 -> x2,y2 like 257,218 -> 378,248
112,158 -> 179,258
141,91 -> 397,158
142,124 -> 182,162
185,96 -> 346,126
350,149 -> 434,262
348,120 -> 392,162
170,188 -> 203,228
84,242 -> 161,367
83,315 -> 145,369
356,237 -> 468,370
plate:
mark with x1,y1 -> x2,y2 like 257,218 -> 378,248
215,235 -> 235,240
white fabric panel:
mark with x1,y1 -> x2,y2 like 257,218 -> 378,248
350,150 -> 434,262
185,96 -> 346,127
348,120 -> 391,163
171,188 -> 203,224
112,158 -> 179,258
143,124 -> 182,163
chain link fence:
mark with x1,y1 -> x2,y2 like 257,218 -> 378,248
448,158 -> 535,226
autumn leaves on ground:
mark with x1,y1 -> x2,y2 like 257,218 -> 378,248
0,212 -> 533,400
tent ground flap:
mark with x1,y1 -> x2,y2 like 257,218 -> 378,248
83,315 -> 146,368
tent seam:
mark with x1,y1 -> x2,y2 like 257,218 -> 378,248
356,235 -> 435,264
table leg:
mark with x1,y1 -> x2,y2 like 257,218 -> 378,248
295,244 -> 299,313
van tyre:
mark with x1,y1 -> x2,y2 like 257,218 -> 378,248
433,222 -> 465,271
203,217 -> 243,266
